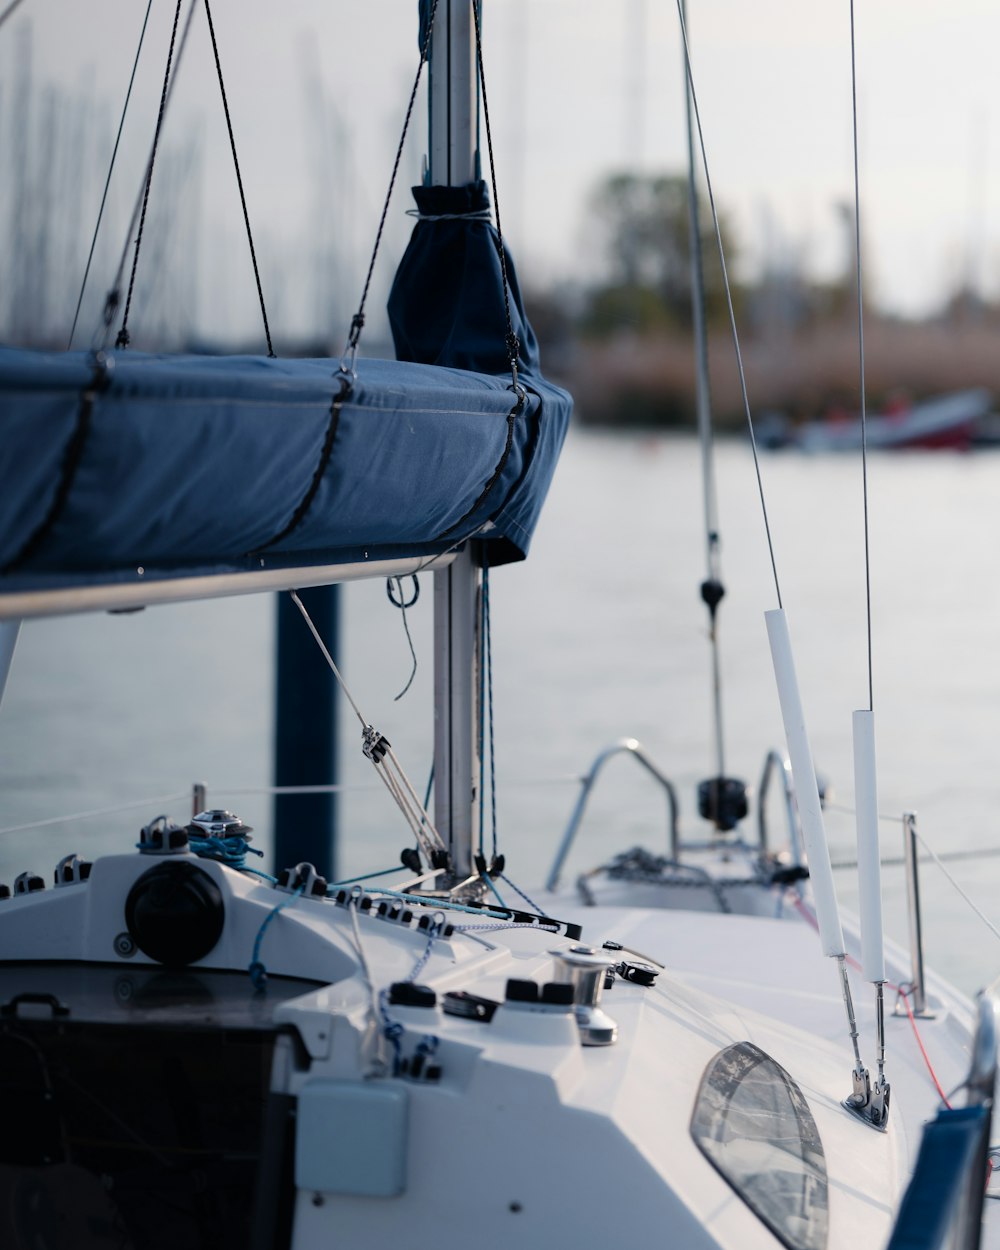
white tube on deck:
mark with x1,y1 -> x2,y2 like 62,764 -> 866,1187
765,609 -> 845,957
853,708 -> 885,983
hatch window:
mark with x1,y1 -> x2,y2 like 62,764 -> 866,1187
690,1041 -> 828,1250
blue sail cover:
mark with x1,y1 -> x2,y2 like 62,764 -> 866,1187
0,183 -> 571,612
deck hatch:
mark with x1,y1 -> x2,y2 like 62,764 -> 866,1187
691,1040 -> 828,1250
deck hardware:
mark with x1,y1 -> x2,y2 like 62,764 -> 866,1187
139,815 -> 189,855
14,872 -> 44,895
125,861 -> 225,965
551,945 -> 618,1046
388,982 -> 436,1008
276,862 -> 327,897
697,775 -> 748,833
616,959 -> 659,987
54,853 -> 92,886
442,990 -> 499,1022
1,991 -> 70,1018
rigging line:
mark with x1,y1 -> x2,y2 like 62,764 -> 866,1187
681,0 -> 726,783
289,589 -> 446,856
0,0 -> 25,29
68,0 -> 154,351
106,0 -> 198,350
114,0 -> 186,349
681,0 -> 720,582
0,792 -> 189,837
202,0 -> 274,357
387,576 -> 419,701
341,0 -> 439,371
674,0 -> 782,609
915,830 -> 1000,947
850,0 -> 874,712
289,589 -> 365,727
471,0 -> 520,393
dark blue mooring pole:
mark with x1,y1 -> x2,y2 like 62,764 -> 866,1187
273,586 -> 339,880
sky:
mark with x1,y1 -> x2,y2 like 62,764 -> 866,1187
2,0 -> 999,346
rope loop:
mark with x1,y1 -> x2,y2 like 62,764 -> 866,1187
387,575 -> 420,610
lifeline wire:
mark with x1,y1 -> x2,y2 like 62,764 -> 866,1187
0,792 -> 189,837
850,0 -> 875,713
68,0 -> 154,350
674,0 -> 782,609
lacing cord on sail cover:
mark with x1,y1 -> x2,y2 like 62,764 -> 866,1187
1,350 -> 113,573
289,590 -> 449,872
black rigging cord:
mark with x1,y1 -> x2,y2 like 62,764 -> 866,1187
339,0 -> 440,377
0,0 -> 26,32
113,0 -> 187,349
68,0 -> 154,351
203,0 -> 274,357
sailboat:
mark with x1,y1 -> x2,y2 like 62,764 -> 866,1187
0,3 -> 996,1249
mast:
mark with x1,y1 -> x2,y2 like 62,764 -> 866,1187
428,0 -> 480,886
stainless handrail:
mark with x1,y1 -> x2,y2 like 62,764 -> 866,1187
902,811 -> 929,1016
545,738 -> 680,892
756,749 -> 804,866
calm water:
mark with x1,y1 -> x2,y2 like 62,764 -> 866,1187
3,429 -> 1000,994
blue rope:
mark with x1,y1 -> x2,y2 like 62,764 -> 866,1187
248,884 -> 305,989
499,873 -> 544,914
188,832 -> 264,871
483,874 -> 507,908
378,987 -> 405,1073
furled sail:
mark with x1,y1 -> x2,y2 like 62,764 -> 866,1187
0,183 -> 571,618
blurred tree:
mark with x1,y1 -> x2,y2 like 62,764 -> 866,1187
581,171 -> 739,336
